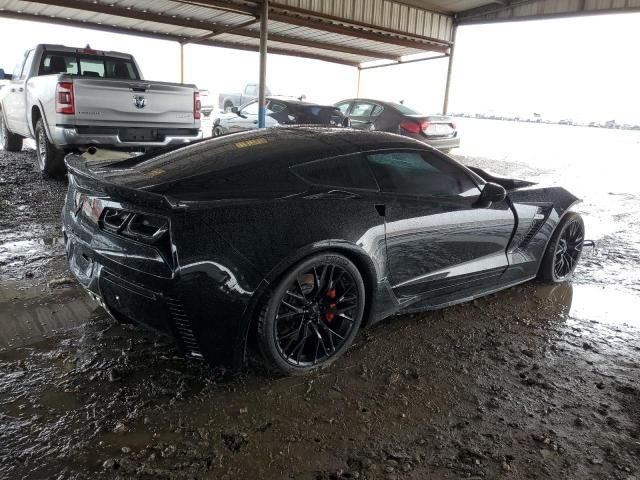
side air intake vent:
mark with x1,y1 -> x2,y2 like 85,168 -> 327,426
518,205 -> 553,250
165,296 -> 203,360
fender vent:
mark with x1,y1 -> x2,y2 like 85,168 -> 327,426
165,296 -> 203,360
518,205 -> 553,250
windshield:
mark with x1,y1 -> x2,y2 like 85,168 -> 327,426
389,102 -> 422,115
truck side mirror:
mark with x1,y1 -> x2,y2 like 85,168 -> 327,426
0,69 -> 11,80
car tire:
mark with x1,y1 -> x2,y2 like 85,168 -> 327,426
0,111 -> 23,152
538,211 -> 585,283
35,118 -> 65,178
212,125 -> 225,137
256,252 -> 366,375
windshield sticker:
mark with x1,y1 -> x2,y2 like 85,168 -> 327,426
235,138 -> 267,149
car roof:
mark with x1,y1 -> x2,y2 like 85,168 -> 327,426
148,127 -> 430,171
266,96 -> 338,108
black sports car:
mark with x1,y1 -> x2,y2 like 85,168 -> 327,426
63,128 -> 584,375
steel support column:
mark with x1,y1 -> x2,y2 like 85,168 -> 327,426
356,67 -> 362,97
179,42 -> 185,83
442,24 -> 457,115
258,0 -> 268,128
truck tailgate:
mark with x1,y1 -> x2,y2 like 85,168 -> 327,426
72,79 -> 196,128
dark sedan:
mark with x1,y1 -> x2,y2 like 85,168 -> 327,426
212,96 -> 346,136
63,128 -> 584,375
335,98 -> 460,152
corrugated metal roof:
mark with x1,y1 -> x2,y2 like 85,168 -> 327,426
0,0 -> 454,66
0,1 -> 636,66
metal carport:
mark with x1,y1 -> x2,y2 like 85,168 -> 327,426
1,0 -> 638,124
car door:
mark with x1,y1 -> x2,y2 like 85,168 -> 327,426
227,101 -> 260,132
366,149 -> 516,306
347,101 -> 376,129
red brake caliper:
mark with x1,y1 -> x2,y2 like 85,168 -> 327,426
325,288 -> 337,322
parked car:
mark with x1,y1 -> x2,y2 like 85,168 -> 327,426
211,96 -> 346,136
218,83 -> 271,112
335,98 -> 460,152
63,127 -> 584,375
0,44 -> 202,177
199,89 -> 214,117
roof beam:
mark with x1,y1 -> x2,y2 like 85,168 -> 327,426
182,17 -> 259,44
0,10 -> 361,67
20,0 -> 401,60
225,29 -> 403,61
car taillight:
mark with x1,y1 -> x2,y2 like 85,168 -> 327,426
399,120 -> 422,134
450,121 -> 456,130
56,82 -> 74,114
99,208 -> 168,241
194,91 -> 201,120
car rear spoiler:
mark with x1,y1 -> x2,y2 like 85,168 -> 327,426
466,165 -> 536,190
65,153 -> 177,210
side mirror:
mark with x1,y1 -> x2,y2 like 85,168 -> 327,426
0,69 -> 11,80
474,182 -> 507,208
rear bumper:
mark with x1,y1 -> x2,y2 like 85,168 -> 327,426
62,216 -> 251,368
424,135 -> 461,151
51,124 -> 202,149
401,131 -> 461,151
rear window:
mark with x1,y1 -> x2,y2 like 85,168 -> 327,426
389,102 -> 422,115
293,106 -> 344,125
39,52 -> 140,79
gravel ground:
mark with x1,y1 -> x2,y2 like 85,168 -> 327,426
1,121 -> 639,479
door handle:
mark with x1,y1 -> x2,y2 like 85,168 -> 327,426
375,204 -> 386,216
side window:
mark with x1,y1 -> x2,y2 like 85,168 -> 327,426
241,101 -> 260,115
291,154 -> 378,191
371,104 -> 384,118
268,101 -> 286,114
350,102 -> 375,117
17,50 -> 36,80
367,150 -> 479,197
40,54 -> 78,75
12,54 -> 26,80
336,102 -> 351,115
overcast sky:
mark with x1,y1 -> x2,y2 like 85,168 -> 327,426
1,12 -> 638,122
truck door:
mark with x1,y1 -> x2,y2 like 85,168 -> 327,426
4,50 -> 33,136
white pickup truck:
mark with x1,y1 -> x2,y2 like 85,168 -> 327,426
0,44 -> 202,177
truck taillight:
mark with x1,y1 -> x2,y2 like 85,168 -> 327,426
56,82 -> 74,114
194,91 -> 201,120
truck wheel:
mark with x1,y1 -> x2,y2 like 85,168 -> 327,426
224,101 -> 234,113
0,111 -> 23,152
35,118 -> 65,178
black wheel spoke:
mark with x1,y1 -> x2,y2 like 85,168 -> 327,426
552,219 -> 584,280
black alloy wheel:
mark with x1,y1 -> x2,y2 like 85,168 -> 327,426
257,253 -> 366,375
539,211 -> 585,283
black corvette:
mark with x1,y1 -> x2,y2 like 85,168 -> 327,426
63,128 -> 585,374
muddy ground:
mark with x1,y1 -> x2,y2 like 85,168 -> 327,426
1,120 -> 640,479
